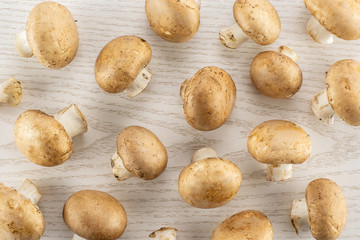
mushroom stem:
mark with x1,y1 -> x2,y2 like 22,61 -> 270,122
149,227 -> 178,240
306,16 -> 334,45
0,77 -> 22,106
291,198 -> 310,235
54,104 -> 88,138
180,79 -> 190,100
18,178 -> 42,204
110,151 -> 134,181
310,89 -> 335,125
126,67 -> 152,97
15,31 -> 33,58
278,46 -> 298,62
72,234 -> 86,240
191,147 -> 217,163
266,164 -> 293,182
219,23 -> 249,49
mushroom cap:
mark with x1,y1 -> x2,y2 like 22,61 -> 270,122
26,2 -> 79,69
14,110 -> 73,167
181,66 -> 236,131
117,126 -> 168,180
250,51 -> 303,99
211,210 -> 273,240
178,157 -> 242,209
0,183 -> 45,240
305,178 -> 347,240
326,59 -> 360,126
63,190 -> 127,240
247,120 -> 311,165
145,0 -> 200,43
233,0 -> 281,45
304,0 -> 360,40
95,36 -> 152,93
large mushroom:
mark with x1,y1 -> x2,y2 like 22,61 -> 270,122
0,77 -> 22,106
15,2 -> 79,69
149,227 -> 178,240
14,104 -> 88,167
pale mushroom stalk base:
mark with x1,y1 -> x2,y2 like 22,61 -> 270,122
54,104 -> 88,138
126,67 -> 152,97
219,23 -> 249,49
149,227 -> 178,240
18,178 -> 41,204
310,89 -> 335,125
278,46 -> 298,62
291,198 -> 310,235
266,164 -> 293,182
15,31 -> 33,58
191,147 -> 217,163
110,151 -> 134,181
0,77 -> 22,106
306,16 -> 334,45
72,234 -> 86,240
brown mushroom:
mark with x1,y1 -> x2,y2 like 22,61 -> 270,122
149,227 -> 178,240
0,77 -> 22,106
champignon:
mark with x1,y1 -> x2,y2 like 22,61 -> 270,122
111,126 -> 168,181
0,179 -> 44,240
14,104 -> 88,167
178,147 -> 242,209
149,227 -> 178,240
247,120 -> 311,182
15,2 -> 79,69
304,0 -> 360,44
0,77 -> 22,106
311,59 -> 360,126
180,66 -> 236,131
145,0 -> 200,43
95,36 -> 152,97
219,0 -> 281,49
212,210 -> 273,240
63,190 -> 127,240
291,178 -> 347,240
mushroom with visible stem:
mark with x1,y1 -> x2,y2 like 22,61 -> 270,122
0,77 -> 22,106
149,227 -> 178,240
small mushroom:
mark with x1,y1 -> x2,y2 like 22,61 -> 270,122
178,147 -> 242,209
211,210 -> 273,240
250,46 -> 303,99
219,0 -> 281,49
149,227 -> 178,240
311,59 -> 360,126
111,126 -> 168,181
63,190 -> 127,240
145,0 -> 200,43
0,77 -> 22,106
180,66 -> 236,131
291,178 -> 347,239
0,179 -> 44,240
304,0 -> 360,44
15,2 -> 79,69
14,104 -> 88,167
95,36 -> 152,97
247,120 -> 311,182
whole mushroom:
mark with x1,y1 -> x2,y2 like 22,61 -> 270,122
149,227 -> 178,240
0,77 -> 22,106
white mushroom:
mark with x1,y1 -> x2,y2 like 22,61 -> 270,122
149,227 -> 178,240
0,77 -> 22,106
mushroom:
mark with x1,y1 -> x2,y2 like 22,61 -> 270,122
145,0 -> 200,43
219,0 -> 281,49
149,227 -> 178,240
95,36 -> 152,97
291,178 -> 347,239
311,59 -> 360,126
247,120 -> 311,182
111,126 -> 168,181
14,104 -> 88,167
250,46 -> 303,99
15,2 -> 79,69
0,77 -> 22,106
63,190 -> 127,240
178,147 -> 242,209
0,179 -> 44,240
211,210 -> 273,240
180,66 -> 236,131
304,0 -> 360,44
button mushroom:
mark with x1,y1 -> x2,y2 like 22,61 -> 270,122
149,227 -> 178,240
291,178 -> 347,239
311,59 -> 360,126
250,46 -> 303,99
219,0 -> 281,49
63,190 -> 127,240
145,0 -> 200,43
95,36 -> 152,97
247,120 -> 311,182
180,66 -> 236,131
304,0 -> 360,44
15,2 -> 79,69
0,179 -> 44,240
111,126 -> 168,181
178,147 -> 242,209
14,104 -> 88,167
211,210 -> 273,240
0,77 -> 22,106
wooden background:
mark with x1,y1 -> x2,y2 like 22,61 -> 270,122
1,0 -> 360,239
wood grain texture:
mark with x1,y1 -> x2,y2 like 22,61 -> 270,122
0,0 -> 360,239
